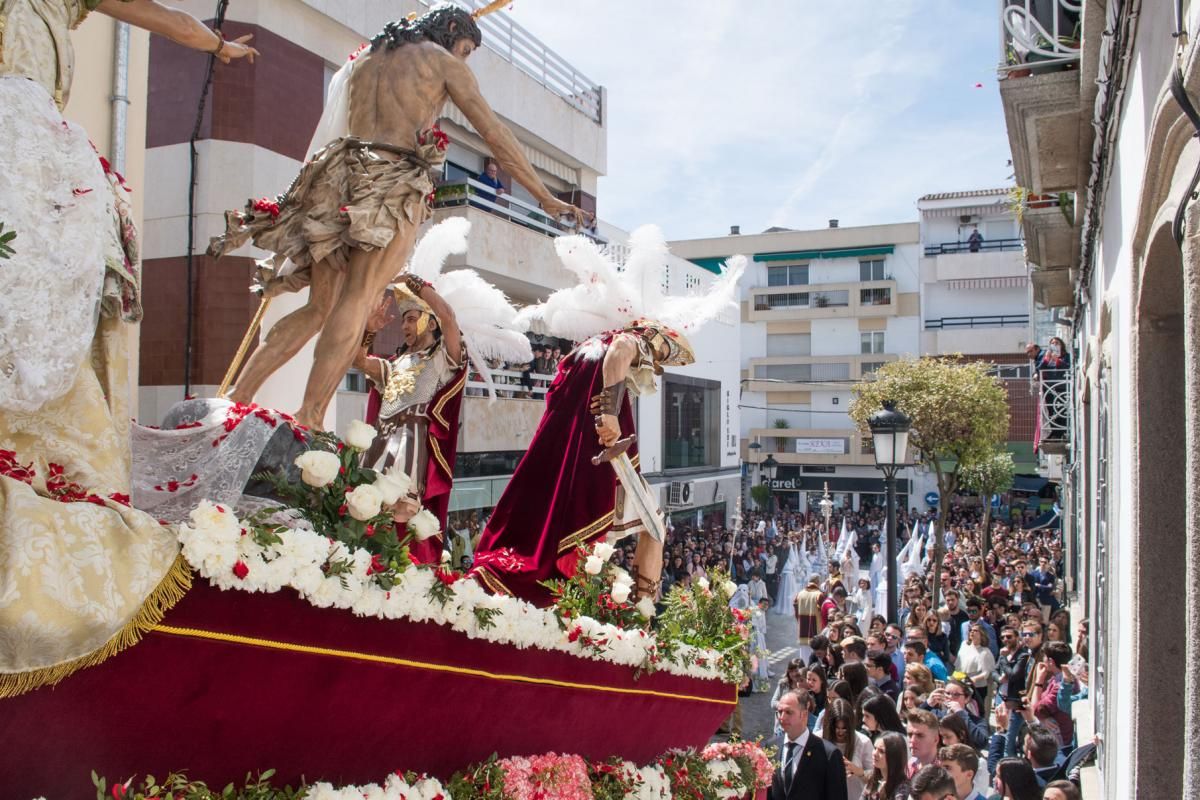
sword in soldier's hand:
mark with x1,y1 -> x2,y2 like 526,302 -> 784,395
591,432 -> 665,543
589,333 -> 666,542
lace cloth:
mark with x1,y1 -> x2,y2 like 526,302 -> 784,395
131,400 -> 307,525
0,75 -> 132,412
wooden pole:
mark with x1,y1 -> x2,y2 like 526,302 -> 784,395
217,295 -> 272,398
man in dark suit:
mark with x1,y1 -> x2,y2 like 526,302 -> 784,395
770,688 -> 848,800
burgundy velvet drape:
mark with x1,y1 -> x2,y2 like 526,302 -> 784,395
0,580 -> 734,796
473,336 -> 637,603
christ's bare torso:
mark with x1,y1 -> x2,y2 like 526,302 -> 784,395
348,41 -> 455,147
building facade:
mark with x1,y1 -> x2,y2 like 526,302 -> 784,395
916,189 -> 1040,475
997,0 -> 1200,796
672,222 -> 930,515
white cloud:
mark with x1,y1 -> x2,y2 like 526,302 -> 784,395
499,1 -> 1013,240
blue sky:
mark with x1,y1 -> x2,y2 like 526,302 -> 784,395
502,1 -> 1016,241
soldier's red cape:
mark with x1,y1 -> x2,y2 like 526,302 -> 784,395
473,333 -> 638,604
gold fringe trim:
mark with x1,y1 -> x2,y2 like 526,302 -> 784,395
0,554 -> 194,699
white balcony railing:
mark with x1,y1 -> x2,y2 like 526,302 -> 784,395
421,0 -> 603,123
465,368 -> 553,399
999,0 -> 1082,75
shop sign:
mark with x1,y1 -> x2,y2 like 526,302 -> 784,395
794,438 -> 846,455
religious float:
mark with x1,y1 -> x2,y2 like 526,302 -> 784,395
0,1 -> 767,795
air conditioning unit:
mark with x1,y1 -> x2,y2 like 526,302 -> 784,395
668,481 -> 695,507
959,214 -> 974,223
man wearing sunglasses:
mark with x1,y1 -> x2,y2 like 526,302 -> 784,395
1000,620 -> 1045,757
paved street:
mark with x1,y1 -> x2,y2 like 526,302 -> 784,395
716,605 -> 799,746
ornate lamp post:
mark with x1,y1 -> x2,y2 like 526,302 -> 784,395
761,453 -> 779,513
868,400 -> 911,623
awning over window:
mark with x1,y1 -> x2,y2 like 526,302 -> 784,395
753,245 -> 895,262
1011,474 -> 1050,493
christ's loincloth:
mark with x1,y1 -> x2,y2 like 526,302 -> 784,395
208,133 -> 447,295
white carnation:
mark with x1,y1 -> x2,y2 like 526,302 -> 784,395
344,419 -> 378,451
372,466 -> 412,505
295,449 -> 341,487
346,484 -> 384,521
583,555 -> 604,575
407,508 -> 441,541
592,541 -> 616,561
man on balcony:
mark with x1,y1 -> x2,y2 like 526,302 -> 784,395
210,4 -> 588,430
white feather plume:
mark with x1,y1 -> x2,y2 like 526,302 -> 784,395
407,216 -> 471,282
527,225 -> 744,343
397,219 -> 531,401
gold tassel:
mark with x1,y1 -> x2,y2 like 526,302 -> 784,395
0,555 -> 194,699
471,0 -> 510,20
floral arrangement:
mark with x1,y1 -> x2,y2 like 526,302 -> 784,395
542,542 -> 654,632
249,420 -> 440,589
89,743 -> 772,799
178,503 -> 725,681
654,570 -> 752,684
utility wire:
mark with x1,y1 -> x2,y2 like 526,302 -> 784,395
184,0 -> 231,398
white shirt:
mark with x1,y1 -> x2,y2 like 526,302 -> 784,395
781,729 -> 810,782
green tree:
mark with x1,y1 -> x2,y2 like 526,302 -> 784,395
750,483 -> 771,512
959,448 -> 1016,559
849,357 -> 1009,609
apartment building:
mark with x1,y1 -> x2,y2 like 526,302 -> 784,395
917,189 -> 1039,474
131,0 -> 737,524
672,222 -> 928,514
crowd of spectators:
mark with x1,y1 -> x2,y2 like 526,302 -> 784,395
695,501 -> 1091,800
466,339 -> 570,398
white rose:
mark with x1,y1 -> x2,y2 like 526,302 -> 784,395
721,580 -> 737,597
583,555 -> 604,575
637,597 -> 657,618
592,541 -> 616,562
696,576 -> 710,591
346,484 -> 384,521
611,566 -> 632,587
344,419 -> 378,451
373,467 -> 412,505
295,450 -> 341,488
611,581 -> 632,604
407,508 -> 441,541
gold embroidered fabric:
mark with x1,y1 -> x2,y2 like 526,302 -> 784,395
1,315 -> 182,692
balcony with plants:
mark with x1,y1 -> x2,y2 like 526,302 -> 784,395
997,0 -> 1086,198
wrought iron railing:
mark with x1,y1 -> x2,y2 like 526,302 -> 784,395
420,0 -> 603,123
923,237 -> 1024,255
998,0 -> 1082,76
1035,373 -> 1072,445
925,314 -> 1030,330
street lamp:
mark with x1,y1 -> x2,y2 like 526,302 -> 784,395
868,400 -> 911,624
761,453 -> 779,513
